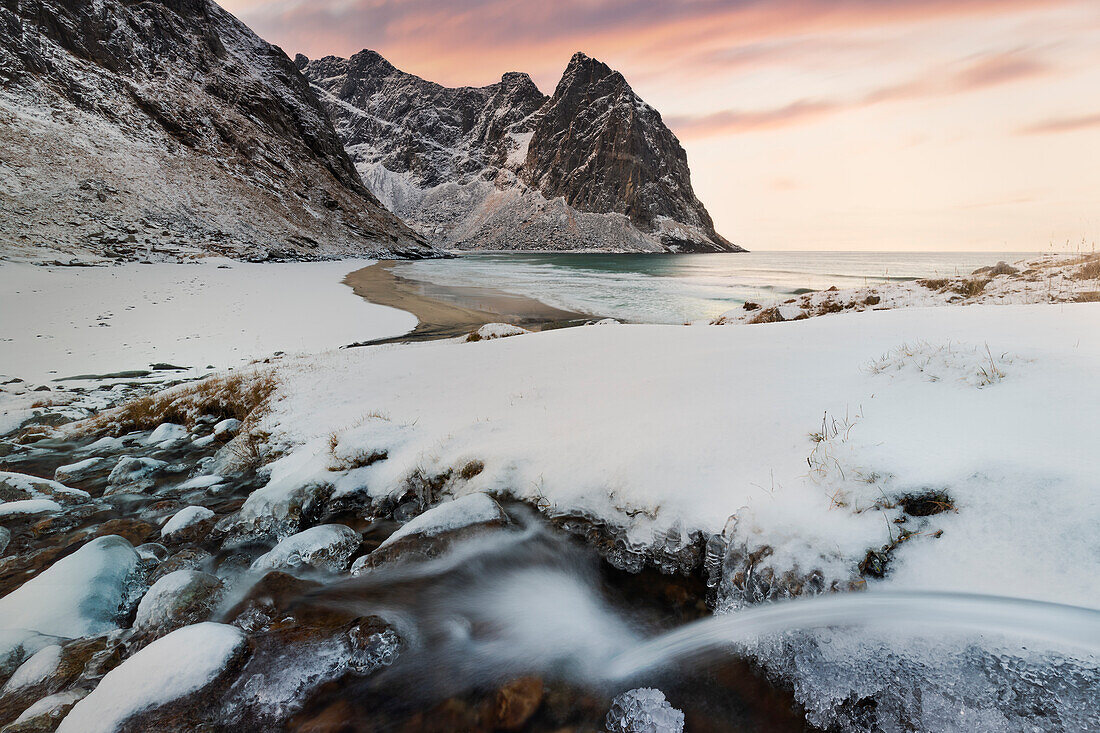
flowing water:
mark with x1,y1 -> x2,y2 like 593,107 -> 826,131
292,513 -> 1100,731
393,251 -> 1038,324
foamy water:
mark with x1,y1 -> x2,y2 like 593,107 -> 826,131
393,251 -> 1038,324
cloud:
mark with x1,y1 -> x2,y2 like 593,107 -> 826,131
669,50 -> 1051,138
1019,112 -> 1100,135
223,0 -> 1066,87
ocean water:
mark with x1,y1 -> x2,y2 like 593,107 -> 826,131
393,251 -> 1036,324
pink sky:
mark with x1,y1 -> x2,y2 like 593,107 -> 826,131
223,0 -> 1100,251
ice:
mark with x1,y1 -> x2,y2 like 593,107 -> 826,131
133,570 -> 223,634
0,470 -> 90,504
0,629 -> 57,682
56,622 -> 247,733
0,499 -> 61,517
250,524 -> 361,573
178,475 -> 224,490
379,493 -> 505,549
605,687 -> 684,733
11,689 -> 87,726
2,643 -> 61,692
0,535 -> 139,638
161,506 -> 215,539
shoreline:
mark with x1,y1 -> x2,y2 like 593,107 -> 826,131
343,261 -> 591,343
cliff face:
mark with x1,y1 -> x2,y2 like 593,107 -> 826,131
0,0 -> 437,261
304,50 -> 741,253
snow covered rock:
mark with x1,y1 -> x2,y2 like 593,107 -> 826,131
250,524 -> 362,573
53,457 -> 107,484
0,631 -> 57,687
0,535 -> 139,638
212,419 -> 242,440
605,688 -> 684,733
145,423 -> 189,447
0,471 -> 89,506
7,689 -> 87,731
133,571 -> 224,640
467,323 -> 531,342
353,493 -> 506,572
1,644 -> 61,694
106,456 -> 166,493
0,500 -> 61,518
55,623 -> 247,733
160,506 -> 216,542
0,527 -> 9,556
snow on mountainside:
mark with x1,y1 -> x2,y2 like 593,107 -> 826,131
0,0 -> 438,262
301,51 -> 742,253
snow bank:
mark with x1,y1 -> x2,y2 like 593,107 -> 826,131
0,535 -> 139,638
378,493 -> 504,549
56,622 -> 246,733
0,259 -> 416,384
254,303 -> 1100,611
161,506 -> 215,539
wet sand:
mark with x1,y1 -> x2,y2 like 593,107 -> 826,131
343,261 -> 591,343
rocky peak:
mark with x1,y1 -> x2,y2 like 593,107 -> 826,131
0,0 -> 437,260
302,49 -> 740,252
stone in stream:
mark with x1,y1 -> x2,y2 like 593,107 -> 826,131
52,457 -> 108,484
606,687 -> 684,733
250,524 -> 362,574
105,456 -> 167,494
159,506 -> 217,545
132,570 -> 225,643
0,472 -> 90,506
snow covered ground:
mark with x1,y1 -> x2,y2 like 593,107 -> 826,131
248,302 -> 1099,609
0,259 -> 415,386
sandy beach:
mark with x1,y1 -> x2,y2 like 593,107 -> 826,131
344,260 -> 590,342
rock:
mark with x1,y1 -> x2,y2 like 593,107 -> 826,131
89,519 -> 156,547
1,689 -> 87,732
605,688 -> 684,733
149,548 -> 213,584
0,535 -> 139,639
302,51 -> 741,253
145,423 -> 189,447
160,506 -> 216,543
133,570 -> 224,641
0,528 -> 8,557
466,324 -> 530,342
490,677 -> 544,731
0,0 -> 437,261
0,501 -> 61,519
0,472 -> 89,506
55,623 -> 248,733
250,525 -> 362,574
105,456 -> 166,493
352,494 -> 506,572
972,261 -> 1020,277
53,457 -> 107,484
212,419 -> 241,440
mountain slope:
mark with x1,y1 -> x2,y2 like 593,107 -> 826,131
302,51 -> 742,253
0,0 -> 437,261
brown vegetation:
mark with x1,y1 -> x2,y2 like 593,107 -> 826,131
84,369 -> 279,436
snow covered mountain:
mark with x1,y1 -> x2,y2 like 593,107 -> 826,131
0,0 -> 437,261
301,51 -> 742,253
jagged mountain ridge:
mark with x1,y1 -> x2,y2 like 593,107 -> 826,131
302,51 -> 742,253
0,0 -> 437,261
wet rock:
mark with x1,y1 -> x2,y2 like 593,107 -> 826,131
251,524 -> 361,574
0,529 -> 8,557
133,570 -> 224,642
353,494 -> 506,572
489,676 -> 544,731
149,548 -> 213,584
1,689 -> 87,732
145,423 -> 188,447
212,419 -> 241,440
89,519 -> 156,546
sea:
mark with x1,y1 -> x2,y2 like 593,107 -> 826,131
392,251 -> 1039,324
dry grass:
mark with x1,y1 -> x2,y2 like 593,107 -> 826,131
1073,254 -> 1100,281
1073,291 -> 1100,303
84,369 -> 279,436
951,278 -> 988,298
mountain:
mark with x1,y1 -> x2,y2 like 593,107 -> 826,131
301,51 -> 742,253
0,0 -> 437,261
